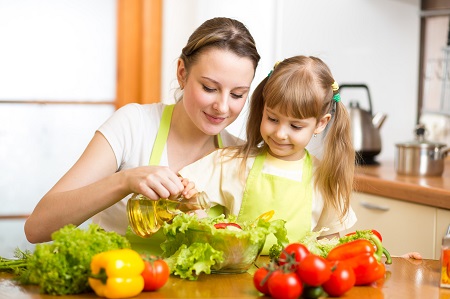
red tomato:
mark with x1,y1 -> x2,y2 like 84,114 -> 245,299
253,267 -> 271,295
214,223 -> 242,230
141,257 -> 170,291
279,243 -> 310,268
297,254 -> 332,287
267,270 -> 303,299
322,261 -> 355,297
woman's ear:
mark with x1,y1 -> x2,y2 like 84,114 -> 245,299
176,58 -> 187,89
314,113 -> 332,134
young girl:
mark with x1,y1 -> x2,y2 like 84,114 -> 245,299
179,55 -> 356,252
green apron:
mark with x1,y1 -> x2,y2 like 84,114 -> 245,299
237,150 -> 313,255
126,104 -> 223,255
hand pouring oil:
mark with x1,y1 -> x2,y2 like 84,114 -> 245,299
440,225 -> 450,288
127,191 -> 211,238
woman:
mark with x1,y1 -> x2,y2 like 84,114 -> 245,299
24,17 -> 260,244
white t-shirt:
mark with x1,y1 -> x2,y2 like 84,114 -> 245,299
93,102 -> 240,234
179,149 -> 357,236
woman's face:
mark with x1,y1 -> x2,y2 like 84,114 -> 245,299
178,48 -> 255,136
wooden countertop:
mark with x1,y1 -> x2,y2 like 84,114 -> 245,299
0,257 -> 449,298
354,157 -> 450,210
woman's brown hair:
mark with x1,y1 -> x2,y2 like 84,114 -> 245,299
180,17 -> 260,77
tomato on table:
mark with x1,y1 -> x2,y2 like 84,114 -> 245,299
297,254 -> 331,287
253,267 -> 271,295
322,260 -> 355,297
141,256 -> 170,291
267,270 -> 303,299
279,243 -> 310,268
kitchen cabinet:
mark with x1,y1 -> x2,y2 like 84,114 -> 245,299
343,192 -> 438,259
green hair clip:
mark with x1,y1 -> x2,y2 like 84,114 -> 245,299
267,61 -> 281,77
333,93 -> 341,103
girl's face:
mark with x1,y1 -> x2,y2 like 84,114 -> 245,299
260,105 -> 329,161
177,48 -> 255,136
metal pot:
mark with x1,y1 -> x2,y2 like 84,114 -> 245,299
395,125 -> 450,176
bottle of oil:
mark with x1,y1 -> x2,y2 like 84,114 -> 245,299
127,191 -> 211,238
441,224 -> 450,288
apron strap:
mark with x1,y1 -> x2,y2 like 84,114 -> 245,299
149,105 -> 174,166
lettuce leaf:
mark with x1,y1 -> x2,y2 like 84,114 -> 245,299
298,229 -> 339,257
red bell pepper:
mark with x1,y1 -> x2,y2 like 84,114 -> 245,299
344,253 -> 385,285
327,239 -> 379,261
326,237 -> 389,286
339,229 -> 392,265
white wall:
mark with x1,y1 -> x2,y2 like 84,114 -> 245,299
162,0 -> 421,161
0,0 -> 116,258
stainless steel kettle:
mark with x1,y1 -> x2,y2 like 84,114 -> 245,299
340,84 -> 387,164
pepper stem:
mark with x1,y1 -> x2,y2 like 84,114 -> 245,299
370,234 -> 384,261
383,247 -> 392,265
90,268 -> 108,284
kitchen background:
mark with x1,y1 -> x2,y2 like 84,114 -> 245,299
1,0 -> 446,258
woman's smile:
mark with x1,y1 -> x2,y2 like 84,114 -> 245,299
204,111 -> 227,124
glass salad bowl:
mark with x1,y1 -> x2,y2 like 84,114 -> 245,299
160,212 -> 287,277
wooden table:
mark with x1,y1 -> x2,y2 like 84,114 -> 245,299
1,257 -> 449,299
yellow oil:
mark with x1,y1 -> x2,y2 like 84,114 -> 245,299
127,196 -> 160,238
127,192 -> 211,238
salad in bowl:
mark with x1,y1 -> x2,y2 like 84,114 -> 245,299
160,211 -> 288,280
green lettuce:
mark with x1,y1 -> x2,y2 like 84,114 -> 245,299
161,213 -> 288,280
298,229 -> 339,258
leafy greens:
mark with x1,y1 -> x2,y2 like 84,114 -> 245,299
1,223 -> 130,295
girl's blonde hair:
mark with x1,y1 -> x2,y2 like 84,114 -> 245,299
233,55 -> 355,220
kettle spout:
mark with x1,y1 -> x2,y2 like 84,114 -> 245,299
372,112 -> 387,130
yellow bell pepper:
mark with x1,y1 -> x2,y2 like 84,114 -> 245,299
256,210 -> 275,222
88,248 -> 145,299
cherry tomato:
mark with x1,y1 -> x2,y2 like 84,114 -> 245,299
141,256 -> 170,291
214,223 -> 242,230
253,267 -> 271,295
267,270 -> 303,299
322,261 -> 355,297
297,254 -> 331,287
279,243 -> 310,269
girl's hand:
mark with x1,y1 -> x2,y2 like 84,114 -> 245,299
400,252 -> 422,260
179,177 -> 199,199
125,166 -> 185,200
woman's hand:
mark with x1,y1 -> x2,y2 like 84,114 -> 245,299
124,166 -> 186,200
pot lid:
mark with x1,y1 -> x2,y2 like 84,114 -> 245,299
395,124 -> 447,148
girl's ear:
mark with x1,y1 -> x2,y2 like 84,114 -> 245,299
314,113 -> 332,134
177,58 -> 187,89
